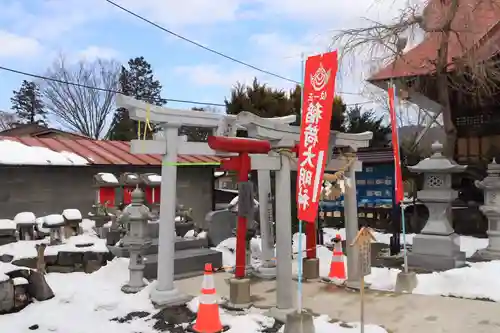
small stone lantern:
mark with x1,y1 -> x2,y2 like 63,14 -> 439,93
472,159 -> 500,260
407,142 -> 466,270
43,214 -> 65,245
14,212 -> 36,241
0,219 -> 17,245
62,209 -> 83,238
118,188 -> 153,293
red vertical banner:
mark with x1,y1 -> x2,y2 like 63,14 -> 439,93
388,86 -> 404,204
296,51 -> 338,223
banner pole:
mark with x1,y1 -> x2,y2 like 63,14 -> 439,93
389,80 -> 408,273
296,52 -> 306,314
393,83 -> 409,273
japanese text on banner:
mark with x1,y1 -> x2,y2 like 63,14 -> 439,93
296,51 -> 338,223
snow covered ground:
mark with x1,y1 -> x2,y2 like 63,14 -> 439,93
0,221 -> 388,333
0,257 -> 388,333
214,228 -> 500,302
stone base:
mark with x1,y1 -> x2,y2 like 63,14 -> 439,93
395,271 -> 418,293
252,264 -> 277,280
121,283 -> 146,294
149,285 -> 193,307
265,307 -> 297,324
470,247 -> 500,262
283,311 -> 315,333
345,279 -> 370,290
302,258 -> 319,280
227,278 -> 251,309
408,233 -> 466,271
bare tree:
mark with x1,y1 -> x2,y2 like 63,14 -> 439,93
42,56 -> 120,139
332,0 -> 500,156
0,111 -> 18,131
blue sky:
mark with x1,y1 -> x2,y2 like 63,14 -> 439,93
0,0 -> 408,130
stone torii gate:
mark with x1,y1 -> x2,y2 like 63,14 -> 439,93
116,94 -> 372,310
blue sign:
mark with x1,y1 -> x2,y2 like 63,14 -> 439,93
320,163 -> 395,211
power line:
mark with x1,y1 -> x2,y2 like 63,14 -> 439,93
0,64 -> 373,108
0,65 -> 225,107
104,0 -> 368,97
105,0 -> 300,85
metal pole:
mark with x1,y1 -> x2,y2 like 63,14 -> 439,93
296,52 -> 306,313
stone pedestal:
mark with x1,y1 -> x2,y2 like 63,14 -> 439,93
408,234 -> 465,270
395,271 -> 418,293
407,142 -> 466,271
226,277 -> 252,309
472,160 -> 500,261
283,311 -> 315,333
302,258 -> 319,280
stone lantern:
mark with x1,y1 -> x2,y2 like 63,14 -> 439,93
118,188 -> 153,293
43,214 -> 65,245
14,212 -> 36,241
472,159 -> 500,260
407,142 -> 467,271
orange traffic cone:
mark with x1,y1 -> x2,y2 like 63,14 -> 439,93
193,263 -> 223,333
328,234 -> 346,280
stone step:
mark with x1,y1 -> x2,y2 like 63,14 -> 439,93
143,248 -> 223,280
148,222 -> 195,238
108,238 -> 209,258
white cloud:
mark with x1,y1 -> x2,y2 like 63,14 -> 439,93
174,65 -> 257,87
103,0 -> 243,27
0,30 -> 42,58
251,0 -> 420,26
77,46 -> 121,62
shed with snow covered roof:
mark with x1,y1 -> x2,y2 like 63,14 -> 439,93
0,137 -> 217,226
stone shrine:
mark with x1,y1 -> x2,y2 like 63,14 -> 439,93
407,142 -> 466,270
472,159 -> 500,260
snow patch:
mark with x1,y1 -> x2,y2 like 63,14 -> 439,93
0,140 -> 88,165
12,277 -> 28,285
147,174 -> 161,182
0,219 -> 16,230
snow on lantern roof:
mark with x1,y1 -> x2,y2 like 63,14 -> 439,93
14,212 -> 36,225
0,139 -> 89,166
408,141 -> 467,173
62,209 -> 83,221
96,172 -> 119,184
148,174 -> 161,182
44,214 -> 65,227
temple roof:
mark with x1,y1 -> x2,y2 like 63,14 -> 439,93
369,0 -> 500,82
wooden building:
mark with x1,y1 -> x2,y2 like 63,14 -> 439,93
368,0 -> 500,167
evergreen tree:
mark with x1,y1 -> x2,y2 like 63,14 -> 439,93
179,107 -> 214,142
107,57 -> 167,140
344,106 -> 391,147
10,80 -> 47,126
225,78 -> 294,118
